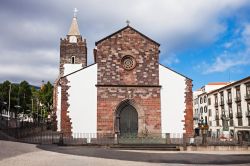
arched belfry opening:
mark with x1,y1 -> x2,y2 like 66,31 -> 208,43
115,99 -> 139,136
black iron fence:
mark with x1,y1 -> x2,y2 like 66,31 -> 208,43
1,129 -> 250,146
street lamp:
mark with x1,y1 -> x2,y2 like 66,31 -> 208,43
198,116 -> 209,145
14,105 -> 21,128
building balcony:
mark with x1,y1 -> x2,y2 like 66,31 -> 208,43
214,102 -> 218,107
235,96 -> 241,102
220,100 -> 225,106
236,111 -> 243,118
245,94 -> 250,101
246,111 -> 250,117
229,112 -> 233,119
227,99 -> 232,104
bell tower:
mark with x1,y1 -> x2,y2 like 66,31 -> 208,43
60,8 -> 87,76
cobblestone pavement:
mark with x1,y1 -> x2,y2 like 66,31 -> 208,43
0,140 -> 250,166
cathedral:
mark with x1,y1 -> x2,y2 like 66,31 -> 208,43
53,14 -> 193,138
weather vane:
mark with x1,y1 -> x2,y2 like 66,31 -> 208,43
73,8 -> 78,18
126,20 -> 130,26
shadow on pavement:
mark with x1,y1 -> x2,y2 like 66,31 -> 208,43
37,145 -> 250,164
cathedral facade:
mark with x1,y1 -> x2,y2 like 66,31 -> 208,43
53,15 -> 193,138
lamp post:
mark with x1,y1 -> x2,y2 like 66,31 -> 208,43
7,84 -> 12,126
0,101 -> 7,128
14,105 -> 21,128
198,116 -> 209,145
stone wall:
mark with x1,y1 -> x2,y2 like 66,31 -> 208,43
96,26 -> 161,134
60,77 -> 72,136
97,86 -> 161,134
96,26 -> 160,86
60,37 -> 87,75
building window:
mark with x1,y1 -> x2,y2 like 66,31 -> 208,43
230,119 -> 234,126
235,86 -> 241,102
204,95 -> 207,103
214,94 -> 218,107
71,56 -> 75,64
220,92 -> 224,106
229,105 -> 233,119
208,98 -> 211,105
238,118 -> 243,126
227,89 -> 232,104
200,97 -> 203,104
121,55 -> 136,70
246,83 -> 250,100
216,119 -> 220,127
237,104 -> 242,113
248,117 -> 250,126
215,109 -> 219,126
200,107 -> 203,113
204,106 -> 207,113
208,109 -> 211,116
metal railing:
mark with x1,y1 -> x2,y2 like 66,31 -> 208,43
235,96 -> 241,102
245,94 -> 250,100
236,112 -> 243,118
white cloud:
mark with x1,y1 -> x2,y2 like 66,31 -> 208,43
0,0 -> 250,84
200,23 -> 250,74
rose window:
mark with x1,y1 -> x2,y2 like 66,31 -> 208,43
121,55 -> 136,70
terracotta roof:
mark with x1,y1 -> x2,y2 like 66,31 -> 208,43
207,82 -> 230,85
207,76 -> 250,95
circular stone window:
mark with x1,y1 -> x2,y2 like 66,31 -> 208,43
121,55 -> 136,70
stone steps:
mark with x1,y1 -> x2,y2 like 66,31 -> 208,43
110,144 -> 180,151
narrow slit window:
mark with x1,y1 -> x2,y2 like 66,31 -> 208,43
71,56 -> 75,64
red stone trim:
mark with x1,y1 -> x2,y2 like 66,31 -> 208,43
60,77 -> 72,136
96,84 -> 161,88
184,79 -> 194,138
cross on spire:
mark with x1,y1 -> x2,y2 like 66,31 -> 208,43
126,20 -> 130,26
73,8 -> 78,18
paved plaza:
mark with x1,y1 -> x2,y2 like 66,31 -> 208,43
0,140 -> 250,166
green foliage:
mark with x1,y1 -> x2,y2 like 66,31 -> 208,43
0,80 -> 53,119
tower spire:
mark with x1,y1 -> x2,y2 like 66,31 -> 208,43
68,8 -> 80,36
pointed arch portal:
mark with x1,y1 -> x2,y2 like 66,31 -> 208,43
115,100 -> 138,136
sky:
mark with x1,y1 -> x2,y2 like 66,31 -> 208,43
0,0 -> 250,90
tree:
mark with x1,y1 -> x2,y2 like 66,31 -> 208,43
39,81 -> 53,116
19,81 -> 32,114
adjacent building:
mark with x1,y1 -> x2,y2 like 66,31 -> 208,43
193,76 -> 250,140
193,82 -> 229,134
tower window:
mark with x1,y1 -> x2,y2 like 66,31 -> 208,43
71,56 -> 75,64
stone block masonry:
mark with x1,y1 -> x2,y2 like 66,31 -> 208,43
96,26 -> 161,134
184,79 -> 194,137
97,86 -> 161,134
60,37 -> 87,76
60,77 -> 72,136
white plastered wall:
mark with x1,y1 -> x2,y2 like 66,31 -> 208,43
159,64 -> 186,135
66,64 -> 97,134
64,64 -> 83,76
